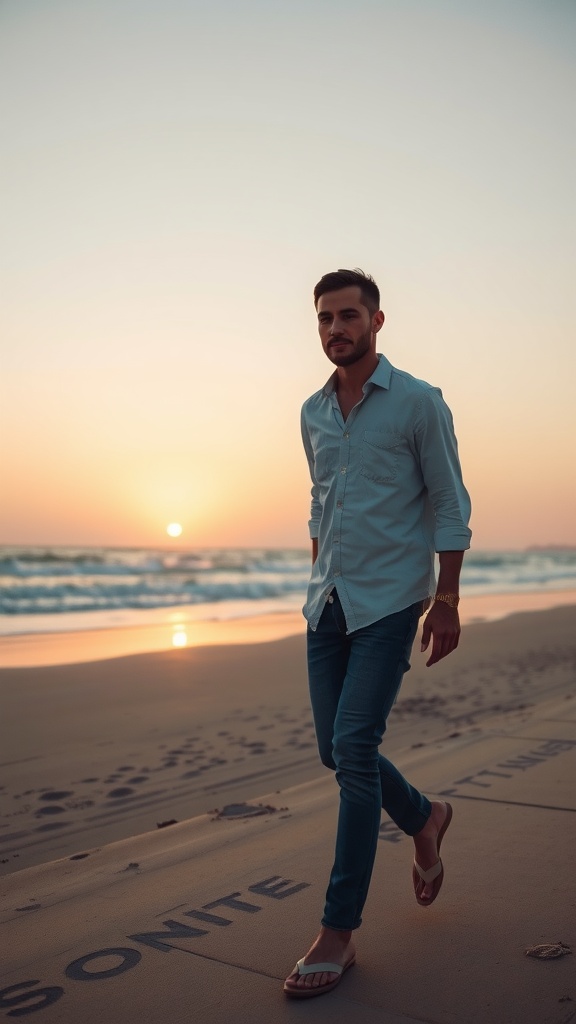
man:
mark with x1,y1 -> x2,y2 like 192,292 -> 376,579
284,269 -> 471,999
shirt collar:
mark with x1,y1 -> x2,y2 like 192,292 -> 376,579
323,353 -> 393,396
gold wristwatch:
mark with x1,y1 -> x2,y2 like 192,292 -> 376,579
434,593 -> 460,609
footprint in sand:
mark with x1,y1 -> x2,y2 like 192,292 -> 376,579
127,775 -> 149,784
35,805 -> 66,816
240,742 -> 267,755
107,787 -> 135,799
36,822 -> 69,832
39,791 -> 74,801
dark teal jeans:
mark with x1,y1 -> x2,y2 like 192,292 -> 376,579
307,591 -> 431,931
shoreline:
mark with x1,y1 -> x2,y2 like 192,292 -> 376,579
1,588 -> 576,668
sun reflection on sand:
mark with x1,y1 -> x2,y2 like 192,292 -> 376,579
172,627 -> 188,648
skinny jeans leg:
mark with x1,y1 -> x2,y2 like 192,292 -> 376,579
307,593 -> 430,931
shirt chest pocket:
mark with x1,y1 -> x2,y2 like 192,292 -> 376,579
360,430 -> 401,483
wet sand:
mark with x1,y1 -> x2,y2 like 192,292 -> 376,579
2,589 -> 575,668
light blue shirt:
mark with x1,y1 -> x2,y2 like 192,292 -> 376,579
301,354 -> 472,632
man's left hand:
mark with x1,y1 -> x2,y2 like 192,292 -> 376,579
420,602 -> 461,667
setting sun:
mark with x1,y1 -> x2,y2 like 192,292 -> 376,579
166,523 -> 183,538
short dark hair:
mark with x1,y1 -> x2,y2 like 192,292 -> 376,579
314,268 -> 380,315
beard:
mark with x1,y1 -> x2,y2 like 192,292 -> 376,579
326,327 -> 372,366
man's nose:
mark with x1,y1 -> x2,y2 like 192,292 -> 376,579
329,319 -> 344,335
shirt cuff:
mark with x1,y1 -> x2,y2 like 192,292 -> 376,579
434,526 -> 472,551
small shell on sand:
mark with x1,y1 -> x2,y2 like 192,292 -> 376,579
525,942 -> 572,959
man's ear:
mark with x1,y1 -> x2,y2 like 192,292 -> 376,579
372,310 -> 385,333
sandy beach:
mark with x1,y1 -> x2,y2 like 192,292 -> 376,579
1,599 -> 575,876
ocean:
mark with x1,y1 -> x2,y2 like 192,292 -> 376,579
1,546 -> 576,637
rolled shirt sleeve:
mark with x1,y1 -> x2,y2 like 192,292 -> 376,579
413,388 -> 472,552
301,410 -> 322,539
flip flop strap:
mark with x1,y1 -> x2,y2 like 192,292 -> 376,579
295,958 -> 344,976
414,858 -> 443,884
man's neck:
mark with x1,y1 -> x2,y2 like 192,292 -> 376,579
335,352 -> 379,394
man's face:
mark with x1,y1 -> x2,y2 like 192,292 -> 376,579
316,286 -> 382,367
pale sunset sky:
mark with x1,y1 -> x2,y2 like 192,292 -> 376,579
1,0 -> 575,550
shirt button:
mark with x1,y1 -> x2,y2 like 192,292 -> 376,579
333,538 -> 339,544
340,466 -> 347,473
334,570 -> 341,577
343,432 -> 350,439
336,501 -> 343,509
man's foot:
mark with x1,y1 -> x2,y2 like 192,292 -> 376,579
413,800 -> 453,905
283,927 -> 356,997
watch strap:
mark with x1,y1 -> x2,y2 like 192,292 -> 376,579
434,592 -> 460,609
